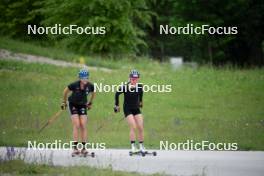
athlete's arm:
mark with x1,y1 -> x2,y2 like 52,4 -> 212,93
61,87 -> 70,110
89,92 -> 96,104
139,85 -> 143,108
63,87 -> 70,102
115,85 -> 124,106
114,92 -> 121,112
87,84 -> 95,109
114,85 -> 124,112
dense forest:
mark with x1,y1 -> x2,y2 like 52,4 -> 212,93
0,0 -> 263,66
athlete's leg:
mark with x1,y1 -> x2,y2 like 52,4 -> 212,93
134,114 -> 144,142
127,114 -> 138,151
79,115 -> 88,142
126,114 -> 137,141
79,115 -> 88,153
134,114 -> 145,151
71,114 -> 81,155
71,114 -> 80,141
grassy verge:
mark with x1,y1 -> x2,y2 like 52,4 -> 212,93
0,160 -> 150,176
0,36 -> 159,69
0,58 -> 264,150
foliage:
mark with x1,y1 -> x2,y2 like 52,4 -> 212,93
0,0 -> 263,65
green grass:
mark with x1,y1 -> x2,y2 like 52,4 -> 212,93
0,37 -> 76,61
0,36 -> 161,70
0,160 -> 150,176
0,58 -> 264,150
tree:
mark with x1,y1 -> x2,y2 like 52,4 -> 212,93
0,0 -> 42,38
39,0 -> 152,56
147,0 -> 264,66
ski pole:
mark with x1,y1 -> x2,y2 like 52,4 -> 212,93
95,112 -> 117,133
39,109 -> 63,133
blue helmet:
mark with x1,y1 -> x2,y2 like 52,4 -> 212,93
129,69 -> 140,78
79,68 -> 89,79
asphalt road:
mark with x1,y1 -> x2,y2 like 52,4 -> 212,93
1,147 -> 264,176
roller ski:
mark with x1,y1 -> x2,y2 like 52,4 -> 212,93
129,150 -> 157,157
71,149 -> 95,158
81,149 -> 95,158
129,143 -> 157,157
71,149 -> 80,157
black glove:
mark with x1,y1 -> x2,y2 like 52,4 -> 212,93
87,102 -> 92,110
139,102 -> 143,108
61,102 -> 67,110
114,106 -> 120,113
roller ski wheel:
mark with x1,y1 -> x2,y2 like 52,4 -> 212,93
82,152 -> 95,158
81,149 -> 95,158
81,149 -> 88,157
71,150 -> 80,157
144,151 -> 157,156
90,152 -> 95,158
141,151 -> 146,157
